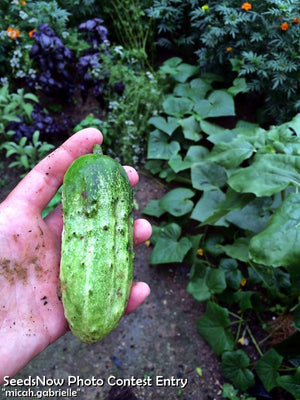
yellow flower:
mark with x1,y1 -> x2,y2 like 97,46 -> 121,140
7,27 -> 20,39
281,22 -> 289,31
240,277 -> 247,287
201,5 -> 209,11
226,46 -> 233,52
197,248 -> 204,256
241,2 -> 252,11
238,337 -> 245,345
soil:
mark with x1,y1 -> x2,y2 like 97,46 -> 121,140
0,167 -> 223,400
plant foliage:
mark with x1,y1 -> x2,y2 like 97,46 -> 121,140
143,57 -> 300,397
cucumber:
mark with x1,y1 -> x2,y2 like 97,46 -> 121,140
60,145 -> 134,343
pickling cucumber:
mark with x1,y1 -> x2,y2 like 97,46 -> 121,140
60,145 -> 134,343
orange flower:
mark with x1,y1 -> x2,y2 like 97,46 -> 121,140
294,17 -> 300,24
241,2 -> 252,11
7,27 -> 20,39
28,29 -> 36,38
281,22 -> 289,31
21,0 -> 26,5
226,46 -> 233,52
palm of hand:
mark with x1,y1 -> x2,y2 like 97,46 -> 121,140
0,128 -> 151,382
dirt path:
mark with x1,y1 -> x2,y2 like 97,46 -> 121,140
0,170 -> 223,400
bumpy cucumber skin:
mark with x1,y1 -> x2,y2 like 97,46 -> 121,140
60,153 -> 134,343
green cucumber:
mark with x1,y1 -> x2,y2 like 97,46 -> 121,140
60,145 -> 134,343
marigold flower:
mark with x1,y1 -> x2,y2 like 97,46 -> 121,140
7,27 -> 20,39
281,22 -> 289,31
21,0 -> 26,5
293,17 -> 300,24
201,5 -> 209,11
241,2 -> 252,11
226,46 -> 233,52
28,29 -> 36,38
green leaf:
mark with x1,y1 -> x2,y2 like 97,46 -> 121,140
142,199 -> 165,217
147,130 -> 180,160
219,258 -> 242,290
249,193 -> 300,267
277,367 -> 300,399
159,187 -> 195,216
227,78 -> 249,96
191,189 -> 227,226
178,116 -> 202,141
289,114 -> 300,137
168,145 -> 208,173
163,95 -> 194,117
228,154 -> 300,196
233,291 -> 262,312
194,90 -> 235,118
172,63 -> 200,83
187,262 -> 226,302
226,197 -> 273,233
207,138 -> 254,169
148,116 -> 179,136
219,237 -> 250,263
197,302 -> 235,356
174,78 -> 211,101
221,350 -> 255,391
256,349 -> 283,392
150,223 -> 192,264
191,162 -> 227,190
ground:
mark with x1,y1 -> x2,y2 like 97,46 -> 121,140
0,166 -> 224,400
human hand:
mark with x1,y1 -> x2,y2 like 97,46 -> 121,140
0,128 -> 152,383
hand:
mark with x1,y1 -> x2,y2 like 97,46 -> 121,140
0,128 -> 152,383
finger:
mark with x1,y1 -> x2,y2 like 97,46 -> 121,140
133,219 -> 152,246
123,166 -> 139,187
125,282 -> 150,314
7,128 -> 103,212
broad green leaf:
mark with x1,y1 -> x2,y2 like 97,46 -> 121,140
169,145 -> 208,173
150,223 -> 192,264
256,349 -> 283,392
204,233 -> 225,257
172,62 -> 200,83
221,350 -> 255,391
187,262 -> 226,302
228,154 -> 300,196
277,368 -> 300,399
227,78 -> 249,96
163,95 -> 194,117
142,199 -> 165,217
219,237 -> 250,263
233,291 -> 262,312
194,90 -> 235,118
148,116 -> 179,136
197,302 -> 235,355
289,113 -> 300,137
249,193 -> 300,267
191,162 -> 227,191
191,189 -> 227,226
174,78 -> 211,101
226,197 -> 273,233
207,138 -> 254,169
178,116 -> 202,141
147,130 -> 180,160
219,258 -> 242,290
159,187 -> 195,216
